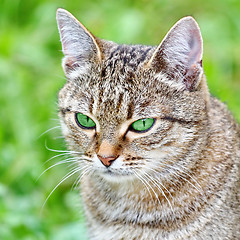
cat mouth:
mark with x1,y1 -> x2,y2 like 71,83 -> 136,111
97,170 -> 136,183
104,168 -> 127,175
99,168 -> 134,178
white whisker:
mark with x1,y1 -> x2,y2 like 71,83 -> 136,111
172,169 -> 202,194
133,169 -> 162,207
161,160 -> 203,193
71,166 -> 91,190
172,163 -> 202,190
36,158 -> 78,182
38,126 -> 61,138
50,118 -> 61,122
53,136 -> 65,139
44,152 -> 73,165
142,169 -> 173,211
41,166 -> 83,214
44,141 -> 83,154
142,166 -> 174,199
145,157 -> 202,193
133,170 -> 154,203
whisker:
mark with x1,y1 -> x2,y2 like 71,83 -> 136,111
142,169 -> 173,211
50,118 -> 61,122
36,158 -> 78,182
41,166 -> 83,214
44,152 -> 73,165
142,166 -> 174,199
132,170 -> 154,203
171,169 -> 202,194
38,126 -> 61,138
173,163 -> 202,190
155,156 -> 202,190
53,136 -> 65,139
145,157 -> 202,193
161,160 -> 203,193
143,159 -> 179,187
71,166 -> 91,190
133,169 -> 162,207
45,141 -> 83,154
43,150 -> 89,166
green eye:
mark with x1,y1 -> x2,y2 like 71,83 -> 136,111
130,118 -> 155,132
75,113 -> 96,129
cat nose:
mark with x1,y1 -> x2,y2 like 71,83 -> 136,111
97,155 -> 117,167
97,140 -> 119,167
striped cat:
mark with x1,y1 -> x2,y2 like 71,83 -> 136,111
56,8 -> 240,240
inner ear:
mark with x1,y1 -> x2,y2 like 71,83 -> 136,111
147,16 -> 203,91
64,57 -> 81,70
56,8 -> 102,76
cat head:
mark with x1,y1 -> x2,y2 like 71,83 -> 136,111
56,9 -> 208,182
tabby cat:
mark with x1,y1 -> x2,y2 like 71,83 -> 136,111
56,8 -> 240,240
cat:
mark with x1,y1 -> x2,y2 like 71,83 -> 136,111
56,8 -> 240,240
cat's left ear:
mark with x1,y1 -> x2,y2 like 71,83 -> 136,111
147,17 -> 203,91
56,8 -> 102,77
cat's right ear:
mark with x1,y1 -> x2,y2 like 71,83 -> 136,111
146,17 -> 203,91
56,8 -> 102,78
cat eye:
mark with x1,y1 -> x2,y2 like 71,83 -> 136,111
75,113 -> 96,129
130,118 -> 155,133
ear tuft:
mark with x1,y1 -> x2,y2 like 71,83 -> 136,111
148,16 -> 203,91
56,8 -> 102,77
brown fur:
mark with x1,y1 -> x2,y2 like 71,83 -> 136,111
56,8 -> 240,240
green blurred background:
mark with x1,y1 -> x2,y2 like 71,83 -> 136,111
0,0 -> 239,239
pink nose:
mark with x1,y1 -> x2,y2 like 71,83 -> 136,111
97,155 -> 117,167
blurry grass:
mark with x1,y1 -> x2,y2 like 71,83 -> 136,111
0,0 -> 239,239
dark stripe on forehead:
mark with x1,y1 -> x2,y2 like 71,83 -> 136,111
116,93 -> 124,114
97,85 -> 104,108
127,102 -> 134,120
88,96 -> 94,114
105,45 -> 154,73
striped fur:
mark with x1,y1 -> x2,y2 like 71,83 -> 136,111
56,9 -> 240,240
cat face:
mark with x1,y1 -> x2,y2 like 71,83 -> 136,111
57,9 -> 208,182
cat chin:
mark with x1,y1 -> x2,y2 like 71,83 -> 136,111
96,169 -> 137,183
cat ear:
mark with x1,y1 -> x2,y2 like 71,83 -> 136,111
147,16 -> 203,91
56,8 -> 102,77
